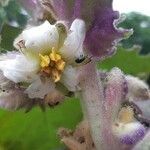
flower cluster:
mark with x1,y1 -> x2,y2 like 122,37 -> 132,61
0,0 -> 149,150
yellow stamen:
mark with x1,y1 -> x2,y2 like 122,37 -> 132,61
39,54 -> 50,68
118,106 -> 134,123
56,60 -> 66,71
39,48 -> 66,82
52,69 -> 61,82
50,48 -> 61,62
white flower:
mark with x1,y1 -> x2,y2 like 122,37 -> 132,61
14,21 -> 59,54
112,106 -> 146,145
60,65 -> 80,92
60,19 -> 86,64
0,53 -> 39,83
126,75 -> 150,100
0,19 -> 86,99
24,77 -> 55,99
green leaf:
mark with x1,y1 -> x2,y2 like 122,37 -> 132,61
120,12 -> 150,55
0,24 -> 21,50
0,98 -> 82,150
0,0 -> 28,28
98,46 -> 150,77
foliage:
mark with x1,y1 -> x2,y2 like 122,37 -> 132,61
0,24 -> 21,50
0,2 -> 150,150
0,21 -> 83,150
120,12 -> 150,55
0,99 -> 82,150
0,0 -> 27,28
99,46 -> 150,79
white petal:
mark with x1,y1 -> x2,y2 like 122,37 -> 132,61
25,77 -> 55,99
113,122 -> 144,137
0,71 -> 30,111
60,65 -> 80,92
0,54 -> 39,83
126,75 -> 149,100
134,100 -> 150,119
17,21 -> 59,53
113,122 -> 146,144
60,19 -> 86,63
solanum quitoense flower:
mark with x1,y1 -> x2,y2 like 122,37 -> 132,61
0,0 -> 149,150
0,19 -> 86,99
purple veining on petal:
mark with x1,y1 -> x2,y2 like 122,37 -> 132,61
101,68 -> 127,149
50,0 -> 72,21
72,0 -> 83,20
103,68 -> 126,120
120,126 -> 146,145
133,130 -> 150,150
84,8 -> 132,60
39,0 -> 131,60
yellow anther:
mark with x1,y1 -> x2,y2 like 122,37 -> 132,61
118,106 -> 134,123
39,54 -> 50,68
56,60 -> 66,71
50,48 -> 61,62
39,48 -> 66,82
52,69 -> 61,82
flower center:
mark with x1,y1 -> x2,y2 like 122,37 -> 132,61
39,48 -> 66,82
118,106 -> 135,124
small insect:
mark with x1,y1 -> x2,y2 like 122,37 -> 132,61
75,55 -> 86,64
75,55 -> 92,66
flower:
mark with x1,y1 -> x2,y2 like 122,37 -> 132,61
101,68 -> 150,148
0,19 -> 86,108
126,75 -> 150,101
41,0 -> 133,60
59,67 -> 149,150
39,48 -> 66,82
113,105 -> 146,145
0,0 -> 148,149
18,0 -> 37,14
133,130 -> 150,150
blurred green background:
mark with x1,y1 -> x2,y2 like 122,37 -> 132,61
0,0 -> 150,150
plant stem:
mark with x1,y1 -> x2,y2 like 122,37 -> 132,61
78,62 -> 104,150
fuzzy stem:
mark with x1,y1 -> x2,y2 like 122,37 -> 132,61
78,63 -> 126,150
78,62 -> 104,149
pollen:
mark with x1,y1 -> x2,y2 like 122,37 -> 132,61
39,54 -> 50,68
50,48 -> 61,62
39,48 -> 65,82
118,106 -> 134,124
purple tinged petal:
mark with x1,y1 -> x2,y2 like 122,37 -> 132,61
0,71 -> 48,111
120,125 -> 146,145
0,71 -> 29,111
113,122 -> 146,145
101,68 -> 128,149
72,0 -> 83,19
125,75 -> 150,101
103,67 -> 127,121
40,1 -> 132,59
133,130 -> 150,150
46,0 -> 72,21
112,103 -> 147,146
84,8 -> 133,60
